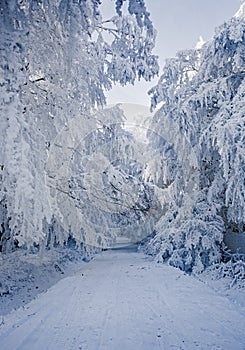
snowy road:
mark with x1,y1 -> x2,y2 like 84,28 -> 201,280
0,247 -> 245,350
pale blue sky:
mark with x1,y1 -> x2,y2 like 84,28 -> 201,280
105,0 -> 242,107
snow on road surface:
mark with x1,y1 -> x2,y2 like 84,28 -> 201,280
0,246 -> 245,350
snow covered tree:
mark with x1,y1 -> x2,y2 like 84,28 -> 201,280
50,104 -> 163,248
0,0 -> 158,251
145,6 -> 245,272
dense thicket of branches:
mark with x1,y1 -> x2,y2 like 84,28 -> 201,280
144,13 -> 245,273
1,1 -> 244,277
0,0 -> 158,251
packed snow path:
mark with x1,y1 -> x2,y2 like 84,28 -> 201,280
0,247 -> 245,350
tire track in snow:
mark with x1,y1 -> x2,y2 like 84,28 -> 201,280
0,249 -> 245,350
147,266 -> 245,350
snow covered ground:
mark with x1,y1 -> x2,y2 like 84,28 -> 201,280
0,247 -> 87,315
0,247 -> 245,350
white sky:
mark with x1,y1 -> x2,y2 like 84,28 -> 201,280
105,0 -> 242,107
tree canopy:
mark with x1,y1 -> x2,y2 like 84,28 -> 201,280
0,0 -> 158,251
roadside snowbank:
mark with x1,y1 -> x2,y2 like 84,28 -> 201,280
0,247 -> 87,315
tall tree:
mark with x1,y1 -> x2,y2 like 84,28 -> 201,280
0,0 -> 158,251
146,11 -> 245,272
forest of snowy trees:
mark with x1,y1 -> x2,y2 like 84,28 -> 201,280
144,5 -> 245,273
0,0 -> 244,277
0,0 -> 158,252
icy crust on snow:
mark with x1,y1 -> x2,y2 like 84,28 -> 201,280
0,247 -> 87,315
